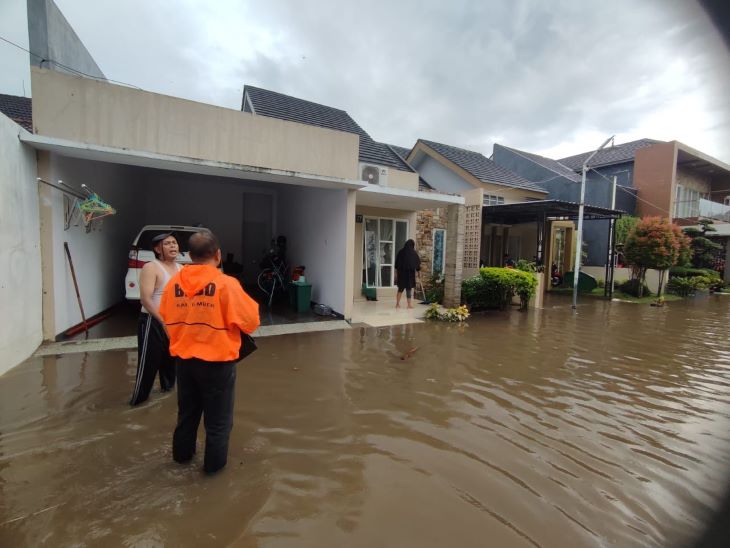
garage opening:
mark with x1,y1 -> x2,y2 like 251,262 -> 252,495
39,154 -> 350,341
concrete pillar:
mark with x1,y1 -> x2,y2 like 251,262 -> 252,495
443,204 -> 465,307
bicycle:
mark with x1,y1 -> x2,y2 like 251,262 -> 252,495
257,246 -> 288,307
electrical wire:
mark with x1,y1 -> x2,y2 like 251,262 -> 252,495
0,35 -> 142,89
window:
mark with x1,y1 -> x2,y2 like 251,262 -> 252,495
483,195 -> 505,206
432,229 -> 446,275
674,184 -> 702,218
363,217 -> 409,287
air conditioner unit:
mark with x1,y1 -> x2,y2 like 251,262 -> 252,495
359,163 -> 388,186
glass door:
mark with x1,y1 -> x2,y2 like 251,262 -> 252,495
363,217 -> 408,287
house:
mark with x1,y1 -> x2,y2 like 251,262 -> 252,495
0,1 -> 466,375
403,139 -> 548,280
493,139 -> 730,283
492,140 -> 655,266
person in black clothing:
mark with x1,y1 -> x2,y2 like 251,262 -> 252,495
395,239 -> 421,309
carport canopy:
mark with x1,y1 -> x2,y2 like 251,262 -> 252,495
482,200 -> 624,299
482,199 -> 624,224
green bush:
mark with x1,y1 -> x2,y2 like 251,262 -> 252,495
667,276 -> 700,296
669,266 -> 720,280
515,259 -> 536,273
461,267 -> 537,310
618,279 -> 652,297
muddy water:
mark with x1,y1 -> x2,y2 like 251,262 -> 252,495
1,296 -> 730,547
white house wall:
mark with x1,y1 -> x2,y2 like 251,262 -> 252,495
39,154 -> 145,337
0,116 -> 42,374
410,154 -> 474,194
277,186 -> 350,315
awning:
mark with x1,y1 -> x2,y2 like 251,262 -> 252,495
483,199 -> 624,224
356,185 -> 464,210
20,132 -> 367,191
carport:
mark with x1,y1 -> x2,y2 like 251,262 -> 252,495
22,132 -> 365,340
482,200 -> 624,297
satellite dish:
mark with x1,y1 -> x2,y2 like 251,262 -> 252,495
361,165 -> 380,185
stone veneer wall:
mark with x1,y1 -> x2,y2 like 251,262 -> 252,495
416,207 -> 448,289
443,204 -> 465,307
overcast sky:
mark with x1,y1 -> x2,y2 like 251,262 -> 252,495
1,0 -> 728,162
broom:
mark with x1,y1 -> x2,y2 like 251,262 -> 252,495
418,272 -> 430,304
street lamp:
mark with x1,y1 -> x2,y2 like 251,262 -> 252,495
573,135 -> 614,309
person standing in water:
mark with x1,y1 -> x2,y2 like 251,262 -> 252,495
160,229 -> 260,475
130,233 -> 182,406
394,239 -> 421,309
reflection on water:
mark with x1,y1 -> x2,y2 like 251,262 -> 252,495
1,296 -> 729,547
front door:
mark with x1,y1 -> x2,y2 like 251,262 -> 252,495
363,217 -> 408,287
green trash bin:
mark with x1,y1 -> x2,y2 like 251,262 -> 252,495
288,282 -> 312,313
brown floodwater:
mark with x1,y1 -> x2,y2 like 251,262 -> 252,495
1,295 -> 730,547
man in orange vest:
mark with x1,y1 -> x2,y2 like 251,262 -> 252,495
160,229 -> 260,475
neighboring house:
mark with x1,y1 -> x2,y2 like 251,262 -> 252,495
404,139 -> 548,278
633,141 -> 730,283
494,138 -> 730,280
493,140 -> 652,266
0,94 -> 33,132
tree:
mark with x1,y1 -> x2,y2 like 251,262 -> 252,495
683,219 -> 722,269
615,215 -> 640,246
624,217 -> 685,297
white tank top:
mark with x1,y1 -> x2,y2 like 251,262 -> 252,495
141,260 -> 182,314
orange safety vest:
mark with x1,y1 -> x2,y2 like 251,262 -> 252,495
160,264 -> 260,362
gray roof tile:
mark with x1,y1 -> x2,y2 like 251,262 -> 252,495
0,93 -> 32,132
420,140 -> 547,193
558,138 -> 663,171
497,144 -> 581,183
243,86 -> 413,172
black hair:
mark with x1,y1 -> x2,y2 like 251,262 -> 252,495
188,229 -> 220,261
404,239 -> 415,250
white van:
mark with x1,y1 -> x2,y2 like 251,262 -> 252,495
124,225 -> 200,300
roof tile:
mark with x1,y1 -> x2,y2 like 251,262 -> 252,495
0,93 -> 32,132
243,86 -> 412,171
420,140 -> 547,193
558,138 -> 663,171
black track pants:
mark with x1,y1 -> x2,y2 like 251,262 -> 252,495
172,358 -> 236,474
130,314 -> 176,405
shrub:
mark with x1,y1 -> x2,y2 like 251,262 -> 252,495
667,276 -> 700,296
461,267 -> 537,310
515,259 -> 536,273
425,303 -> 470,322
618,279 -> 652,297
669,266 -> 720,280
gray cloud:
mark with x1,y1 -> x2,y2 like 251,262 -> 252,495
53,0 -> 730,161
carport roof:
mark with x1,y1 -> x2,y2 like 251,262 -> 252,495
483,200 -> 624,224
20,132 -> 367,191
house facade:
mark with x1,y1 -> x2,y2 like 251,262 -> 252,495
403,139 -> 548,280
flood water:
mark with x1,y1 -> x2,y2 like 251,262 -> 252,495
1,296 -> 730,547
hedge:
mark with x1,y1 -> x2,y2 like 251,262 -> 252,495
461,267 -> 537,310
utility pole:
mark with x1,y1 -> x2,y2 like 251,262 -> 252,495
573,135 -> 614,309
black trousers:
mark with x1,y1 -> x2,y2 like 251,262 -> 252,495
172,358 -> 236,474
130,314 -> 176,406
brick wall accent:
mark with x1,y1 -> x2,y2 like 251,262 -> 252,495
416,207 -> 448,289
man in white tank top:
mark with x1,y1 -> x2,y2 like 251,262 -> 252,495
130,233 -> 182,405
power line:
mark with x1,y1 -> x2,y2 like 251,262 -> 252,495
0,35 -> 141,90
